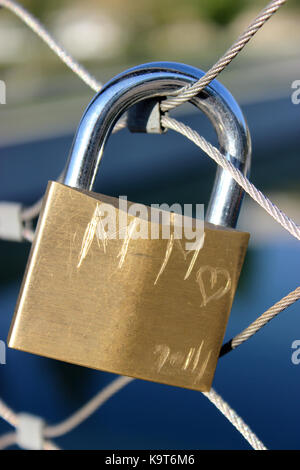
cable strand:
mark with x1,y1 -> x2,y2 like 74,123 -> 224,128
220,286 -> 300,355
161,0 -> 288,111
0,0 -> 101,92
203,388 -> 267,450
44,376 -> 133,438
161,115 -> 300,242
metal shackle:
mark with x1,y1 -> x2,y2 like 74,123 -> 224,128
63,62 -> 251,228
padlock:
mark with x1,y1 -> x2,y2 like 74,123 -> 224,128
8,62 -> 250,392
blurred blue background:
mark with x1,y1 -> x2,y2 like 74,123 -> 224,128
0,0 -> 300,450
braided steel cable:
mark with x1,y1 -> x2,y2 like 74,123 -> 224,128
161,0 -> 288,112
162,115 -> 300,242
0,0 -> 101,92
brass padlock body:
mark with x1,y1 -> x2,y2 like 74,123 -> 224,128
8,182 -> 249,391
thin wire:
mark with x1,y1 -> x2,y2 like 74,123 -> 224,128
0,377 -> 134,448
220,286 -> 300,356
161,0 -> 288,111
0,432 -> 16,450
21,199 -> 43,223
44,376 -> 134,438
45,379 -> 266,449
0,399 -> 18,427
162,115 -> 300,242
0,0 -> 101,92
203,388 -> 267,450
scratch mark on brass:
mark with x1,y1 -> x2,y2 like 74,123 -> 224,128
175,233 -> 206,281
154,233 -> 174,285
77,203 -> 101,268
182,347 -> 195,370
117,218 -> 138,269
194,350 -> 212,384
154,344 -> 170,371
196,266 -> 232,307
68,231 -> 77,278
154,212 -> 176,285
175,239 -> 188,260
184,232 -> 206,280
96,214 -> 109,253
192,341 -> 204,371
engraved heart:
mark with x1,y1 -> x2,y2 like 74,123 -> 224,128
196,266 -> 231,307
